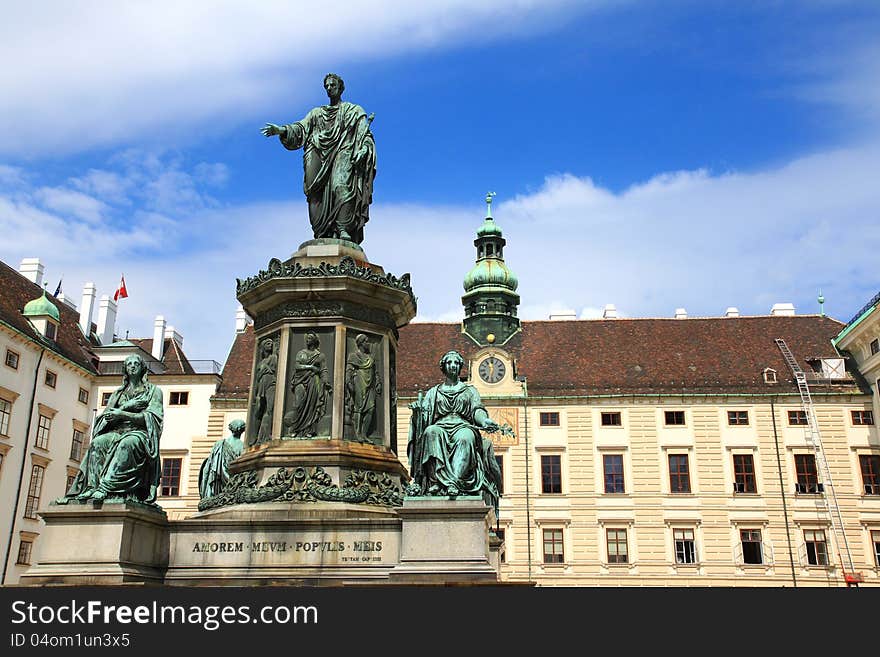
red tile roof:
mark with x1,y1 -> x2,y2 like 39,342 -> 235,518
130,337 -> 196,375
216,315 -> 862,401
398,316 -> 858,396
213,328 -> 254,399
0,259 -> 98,373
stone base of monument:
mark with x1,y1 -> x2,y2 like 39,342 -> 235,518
20,501 -> 169,586
21,498 -> 502,586
388,497 -> 499,584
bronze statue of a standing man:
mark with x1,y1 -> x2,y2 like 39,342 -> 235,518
262,73 -> 376,244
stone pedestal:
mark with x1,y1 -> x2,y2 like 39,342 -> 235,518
20,502 -> 169,586
165,502 -> 402,586
389,497 -> 500,584
215,239 -> 415,514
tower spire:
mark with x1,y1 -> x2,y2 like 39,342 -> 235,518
461,193 -> 521,346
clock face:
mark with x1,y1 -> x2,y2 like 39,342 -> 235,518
478,357 -> 506,384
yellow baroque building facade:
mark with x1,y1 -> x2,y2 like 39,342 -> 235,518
193,207 -> 880,587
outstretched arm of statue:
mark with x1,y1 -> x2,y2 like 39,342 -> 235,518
261,123 -> 282,137
473,408 -> 500,432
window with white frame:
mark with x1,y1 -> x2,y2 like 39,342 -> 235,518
601,411 -> 622,427
668,454 -> 691,493
69,428 -> 85,462
169,391 -> 189,406
795,454 -> 822,494
727,410 -> 749,426
5,349 -> 19,370
35,414 -> 51,450
852,410 -> 875,426
673,528 -> 697,564
24,464 -> 45,519
606,528 -> 628,564
803,529 -> 829,566
539,411 -> 560,427
0,398 -> 10,436
541,454 -> 562,494
16,540 -> 33,565
859,455 -> 880,496
664,410 -> 686,426
740,529 -> 763,565
872,530 -> 880,567
603,454 -> 625,494
542,528 -> 564,564
733,453 -> 757,494
160,457 -> 183,497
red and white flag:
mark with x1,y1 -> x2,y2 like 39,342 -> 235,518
113,274 -> 128,302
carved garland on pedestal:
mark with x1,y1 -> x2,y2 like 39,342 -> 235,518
236,256 -> 415,303
197,466 -> 404,511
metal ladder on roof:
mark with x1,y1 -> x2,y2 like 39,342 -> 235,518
775,338 -> 859,585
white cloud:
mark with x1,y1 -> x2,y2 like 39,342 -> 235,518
2,136 -> 879,360
34,187 -> 108,224
0,0 -> 592,156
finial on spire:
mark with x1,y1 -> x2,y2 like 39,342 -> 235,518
485,191 -> 496,218
818,289 -> 825,316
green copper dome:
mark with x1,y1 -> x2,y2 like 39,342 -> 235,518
23,289 -> 60,322
463,259 -> 519,292
476,217 -> 503,237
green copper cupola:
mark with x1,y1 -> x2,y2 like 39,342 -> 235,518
23,285 -> 60,341
462,192 -> 521,346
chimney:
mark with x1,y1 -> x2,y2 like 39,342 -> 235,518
675,308 -> 687,319
96,295 -> 117,345
725,307 -> 740,317
603,304 -> 618,319
152,316 -> 166,361
549,310 -> 577,321
770,303 -> 796,316
18,258 -> 44,286
164,326 -> 184,348
235,305 -> 249,333
57,293 -> 76,309
79,282 -> 97,336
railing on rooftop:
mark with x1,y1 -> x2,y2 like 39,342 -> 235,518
97,360 -> 222,376
843,289 -> 880,327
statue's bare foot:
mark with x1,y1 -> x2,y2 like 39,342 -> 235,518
90,490 -> 106,501
427,484 -> 441,495
447,485 -> 459,497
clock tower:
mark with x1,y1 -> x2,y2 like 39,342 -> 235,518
462,192 -> 521,347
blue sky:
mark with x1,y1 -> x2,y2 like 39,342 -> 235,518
1,1 -> 879,361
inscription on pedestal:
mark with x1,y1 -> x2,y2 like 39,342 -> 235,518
174,531 -> 397,567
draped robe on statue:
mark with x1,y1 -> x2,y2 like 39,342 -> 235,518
286,347 -> 330,437
65,383 -> 163,503
346,348 -> 379,438
407,382 -> 500,512
198,436 -> 243,499
280,101 -> 376,243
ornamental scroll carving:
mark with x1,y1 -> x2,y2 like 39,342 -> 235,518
197,466 -> 404,511
236,256 -> 414,302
